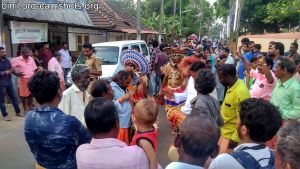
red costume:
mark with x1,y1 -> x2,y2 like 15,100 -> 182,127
130,127 -> 158,152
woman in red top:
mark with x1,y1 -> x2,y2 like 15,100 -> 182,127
131,99 -> 159,169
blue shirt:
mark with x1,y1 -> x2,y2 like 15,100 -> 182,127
238,52 -> 252,79
111,81 -> 132,128
0,58 -> 12,86
251,51 -> 260,58
24,106 -> 91,169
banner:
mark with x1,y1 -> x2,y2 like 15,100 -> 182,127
10,21 -> 48,44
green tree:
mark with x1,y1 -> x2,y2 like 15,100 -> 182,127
109,0 -> 217,42
107,0 -> 136,16
264,0 -> 300,30
214,0 -> 300,35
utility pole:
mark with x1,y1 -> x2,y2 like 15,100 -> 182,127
197,0 -> 202,40
235,0 -> 242,41
179,0 -> 182,36
158,0 -> 164,43
199,20 -> 201,39
136,0 -> 141,40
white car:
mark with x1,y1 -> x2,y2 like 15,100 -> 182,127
66,40 -> 150,86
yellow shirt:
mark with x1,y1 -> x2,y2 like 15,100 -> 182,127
85,53 -> 102,78
221,80 -> 250,143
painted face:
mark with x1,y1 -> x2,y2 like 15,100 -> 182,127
170,54 -> 183,64
125,62 -> 138,72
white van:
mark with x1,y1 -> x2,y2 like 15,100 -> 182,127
66,40 -> 150,86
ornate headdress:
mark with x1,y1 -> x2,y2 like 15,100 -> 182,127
163,47 -> 189,60
120,50 -> 149,75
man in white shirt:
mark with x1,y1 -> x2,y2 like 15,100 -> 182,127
209,98 -> 282,169
166,113 -> 220,169
59,64 -> 91,125
181,62 -> 206,115
58,42 -> 72,83
222,47 -> 234,64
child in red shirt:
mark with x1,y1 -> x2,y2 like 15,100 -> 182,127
130,99 -> 158,169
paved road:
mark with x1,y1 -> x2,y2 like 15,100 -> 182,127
0,105 -> 35,169
0,105 -> 173,169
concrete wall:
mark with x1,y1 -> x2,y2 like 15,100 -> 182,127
68,32 -> 77,52
90,34 -> 106,44
68,27 -> 107,52
107,32 -> 126,41
237,34 -> 300,53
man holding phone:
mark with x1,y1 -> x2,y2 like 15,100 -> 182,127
238,53 -> 276,101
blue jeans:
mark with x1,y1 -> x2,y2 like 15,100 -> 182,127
150,71 -> 161,96
0,85 -> 21,117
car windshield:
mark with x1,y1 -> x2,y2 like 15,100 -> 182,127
94,46 -> 119,65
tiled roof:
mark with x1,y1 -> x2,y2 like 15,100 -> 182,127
88,0 -> 158,34
3,0 -> 93,27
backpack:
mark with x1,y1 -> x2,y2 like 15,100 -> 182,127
230,144 -> 275,169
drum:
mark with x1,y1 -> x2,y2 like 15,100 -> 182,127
167,107 -> 187,129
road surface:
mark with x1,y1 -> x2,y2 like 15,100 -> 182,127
0,104 -> 173,169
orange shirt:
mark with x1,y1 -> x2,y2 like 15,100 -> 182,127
11,56 -> 37,79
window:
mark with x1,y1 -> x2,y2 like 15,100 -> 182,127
131,44 -> 140,52
94,46 -> 119,65
122,45 -> 129,52
141,44 -> 149,56
76,34 -> 89,51
116,35 -> 123,41
77,46 -> 119,65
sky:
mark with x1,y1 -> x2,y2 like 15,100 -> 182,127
208,0 -> 217,5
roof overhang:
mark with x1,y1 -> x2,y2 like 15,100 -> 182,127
120,28 -> 159,34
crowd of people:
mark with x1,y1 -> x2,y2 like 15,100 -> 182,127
0,42 -> 72,121
0,35 -> 300,169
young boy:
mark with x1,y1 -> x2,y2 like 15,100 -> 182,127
131,99 -> 159,169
